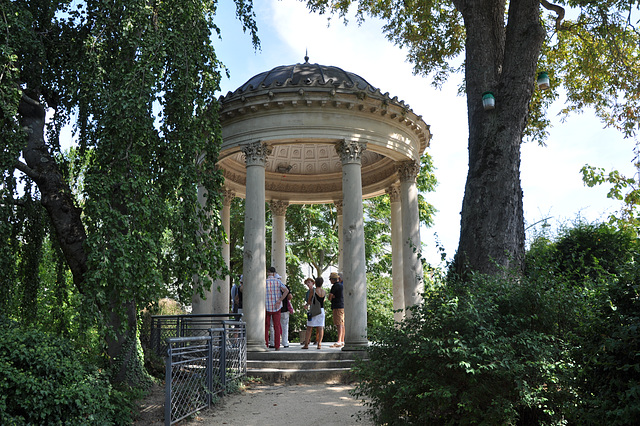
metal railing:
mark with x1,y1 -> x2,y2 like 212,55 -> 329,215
150,313 -> 242,357
163,319 -> 246,425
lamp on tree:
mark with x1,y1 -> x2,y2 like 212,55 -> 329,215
482,92 -> 495,110
537,72 -> 550,90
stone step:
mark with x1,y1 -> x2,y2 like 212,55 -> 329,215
248,358 -> 356,370
247,367 -> 356,384
246,342 -> 367,384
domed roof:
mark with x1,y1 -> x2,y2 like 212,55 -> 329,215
238,61 -> 373,91
219,57 -> 410,109
216,58 -> 431,204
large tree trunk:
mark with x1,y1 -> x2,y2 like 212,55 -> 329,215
454,0 -> 545,276
18,94 -> 88,290
18,93 -> 148,386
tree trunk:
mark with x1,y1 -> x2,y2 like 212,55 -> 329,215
454,0 -> 545,276
18,94 -> 88,291
18,94 -> 148,387
106,299 -> 151,386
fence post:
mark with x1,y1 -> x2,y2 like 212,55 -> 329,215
221,325 -> 227,389
206,330 -> 213,407
164,345 -> 172,426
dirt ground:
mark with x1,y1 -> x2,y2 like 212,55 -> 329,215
134,381 -> 373,426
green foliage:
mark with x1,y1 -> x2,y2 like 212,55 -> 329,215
526,221 -> 640,425
353,272 -> 574,425
2,0 -> 259,388
307,1 -> 640,145
286,203 -> 339,277
0,317 -> 136,425
354,222 -> 640,425
581,164 -> 640,230
366,274 -> 394,330
526,221 -> 637,283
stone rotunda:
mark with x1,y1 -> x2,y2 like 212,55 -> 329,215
195,57 -> 432,352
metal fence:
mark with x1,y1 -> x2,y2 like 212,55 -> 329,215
162,318 -> 246,425
150,313 -> 242,358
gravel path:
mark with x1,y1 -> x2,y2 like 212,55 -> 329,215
135,382 -> 373,426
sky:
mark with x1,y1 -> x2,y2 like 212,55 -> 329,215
214,0 -> 637,266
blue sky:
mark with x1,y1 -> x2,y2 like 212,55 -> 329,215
216,0 -> 637,266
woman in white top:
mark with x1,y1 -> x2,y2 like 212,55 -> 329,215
302,277 -> 325,349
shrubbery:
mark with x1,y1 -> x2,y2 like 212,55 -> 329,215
0,317 -> 136,425
353,273 -> 575,425
353,222 -> 640,425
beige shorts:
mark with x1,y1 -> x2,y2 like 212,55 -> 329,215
332,308 -> 344,326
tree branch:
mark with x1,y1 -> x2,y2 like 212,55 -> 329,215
540,0 -> 565,30
14,160 -> 41,181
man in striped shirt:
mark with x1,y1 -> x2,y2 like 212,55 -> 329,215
265,266 -> 289,350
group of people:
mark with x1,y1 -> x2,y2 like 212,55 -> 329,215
231,267 -> 345,351
301,272 -> 345,349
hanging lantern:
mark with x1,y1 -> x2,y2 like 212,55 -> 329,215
482,92 -> 495,110
537,71 -> 550,90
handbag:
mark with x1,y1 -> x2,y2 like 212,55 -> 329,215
309,291 -> 322,317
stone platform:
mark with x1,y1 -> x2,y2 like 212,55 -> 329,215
247,342 -> 368,384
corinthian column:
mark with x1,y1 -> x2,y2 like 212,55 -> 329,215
334,200 -> 344,271
335,140 -> 368,350
398,161 -> 423,313
191,183 -> 213,315
387,185 -> 404,323
212,189 -> 235,314
242,141 -> 271,352
269,200 -> 289,284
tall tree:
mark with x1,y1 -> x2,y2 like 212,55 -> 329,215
304,0 -> 640,276
2,0 -> 258,386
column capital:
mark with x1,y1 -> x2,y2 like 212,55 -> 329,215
397,160 -> 420,183
335,140 -> 367,165
242,141 -> 272,167
222,189 -> 236,206
386,185 -> 401,203
333,199 -> 343,215
269,199 -> 289,216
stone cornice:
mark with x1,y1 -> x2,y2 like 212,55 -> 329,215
219,86 -> 430,151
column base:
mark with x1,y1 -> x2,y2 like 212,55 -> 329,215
341,341 -> 369,351
247,342 -> 268,352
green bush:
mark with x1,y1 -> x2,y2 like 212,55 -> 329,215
527,222 -> 640,424
0,317 -> 134,425
353,273 -> 575,425
353,222 -> 640,425
530,223 -> 640,424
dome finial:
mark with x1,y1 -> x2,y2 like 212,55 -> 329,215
304,49 -> 309,63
